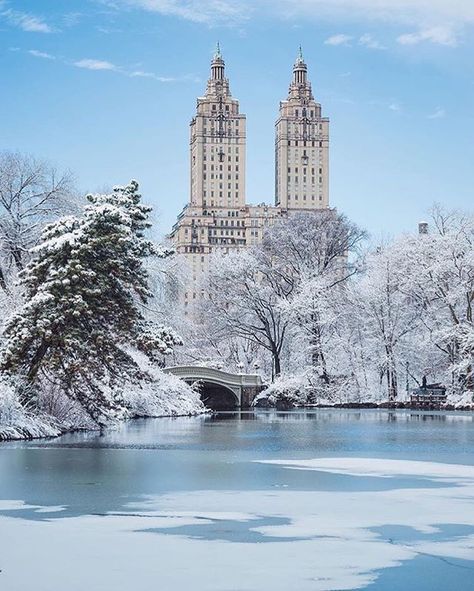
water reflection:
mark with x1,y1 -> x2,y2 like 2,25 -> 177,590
1,409 -> 474,590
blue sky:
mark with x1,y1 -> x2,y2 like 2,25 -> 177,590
1,0 -> 473,239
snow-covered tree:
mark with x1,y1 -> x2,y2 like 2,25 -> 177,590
0,181 -> 181,424
206,248 -> 291,377
265,211 -> 366,390
0,151 -> 77,291
204,210 -> 365,383
402,207 -> 474,394
351,242 -> 422,401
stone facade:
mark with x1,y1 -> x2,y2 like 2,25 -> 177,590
169,46 -> 330,313
275,48 -> 330,209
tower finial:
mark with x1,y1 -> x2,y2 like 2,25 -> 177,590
296,45 -> 304,64
214,41 -> 221,59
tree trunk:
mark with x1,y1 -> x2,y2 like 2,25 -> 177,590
273,351 -> 281,378
310,315 -> 330,384
0,267 -> 7,292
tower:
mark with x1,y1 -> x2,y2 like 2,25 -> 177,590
189,43 -> 247,210
275,48 -> 329,209
169,47 -> 331,315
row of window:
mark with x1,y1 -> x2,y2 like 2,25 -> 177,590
201,209 -> 241,217
203,173 -> 239,181
210,104 -> 233,113
288,167 -> 323,174
288,176 -> 323,183
208,237 -> 246,245
208,229 -> 244,236
203,190 -> 240,199
293,109 -> 318,118
287,140 -> 324,147
197,137 -> 243,144
202,117 -> 240,125
289,122 -> 324,130
185,219 -> 245,231
203,164 -> 240,171
204,146 -> 240,153
203,184 -> 239,191
203,128 -> 240,136
287,194 -> 323,201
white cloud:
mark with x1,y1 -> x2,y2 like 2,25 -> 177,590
131,70 -> 200,83
131,70 -> 174,81
62,12 -> 82,27
72,60 -> 198,82
28,49 -> 55,60
2,8 -> 52,33
397,26 -> 458,46
74,59 -> 118,71
428,107 -> 446,119
324,34 -> 353,46
269,0 -> 474,27
359,33 -> 385,49
103,0 -> 474,29
389,102 -> 401,112
101,0 -> 249,24
325,33 -> 386,50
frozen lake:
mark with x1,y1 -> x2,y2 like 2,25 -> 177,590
1,409 -> 474,590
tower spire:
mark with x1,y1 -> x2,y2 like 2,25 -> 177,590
210,41 -> 225,81
292,46 -> 308,86
297,45 -> 303,63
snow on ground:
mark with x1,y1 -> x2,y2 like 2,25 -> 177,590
257,457 -> 474,482
123,358 -> 205,418
0,383 -> 62,441
1,458 -> 474,590
0,365 -> 206,441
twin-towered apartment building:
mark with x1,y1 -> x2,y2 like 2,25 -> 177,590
169,45 -> 330,310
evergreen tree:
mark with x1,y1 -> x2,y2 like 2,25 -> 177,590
0,181 -> 181,424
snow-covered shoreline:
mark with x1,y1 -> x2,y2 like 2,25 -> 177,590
0,369 -> 207,442
0,408 -> 209,442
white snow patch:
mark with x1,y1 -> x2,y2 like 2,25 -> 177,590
1,459 -> 474,590
257,457 -> 474,483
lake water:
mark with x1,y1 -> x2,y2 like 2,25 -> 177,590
1,409 -> 474,590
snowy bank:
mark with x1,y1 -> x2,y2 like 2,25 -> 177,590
0,366 -> 206,442
0,383 -> 63,441
123,361 -> 206,418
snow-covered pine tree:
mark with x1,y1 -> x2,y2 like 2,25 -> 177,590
0,181 -> 181,424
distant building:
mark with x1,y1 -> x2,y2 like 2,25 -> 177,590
169,45 -> 331,313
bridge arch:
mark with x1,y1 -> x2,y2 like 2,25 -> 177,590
163,365 -> 264,410
190,380 -> 239,411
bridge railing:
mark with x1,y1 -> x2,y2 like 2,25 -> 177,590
163,365 -> 263,387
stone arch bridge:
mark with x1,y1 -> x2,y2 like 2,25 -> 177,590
163,366 -> 264,410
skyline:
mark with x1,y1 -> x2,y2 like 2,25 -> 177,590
1,0 -> 473,240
